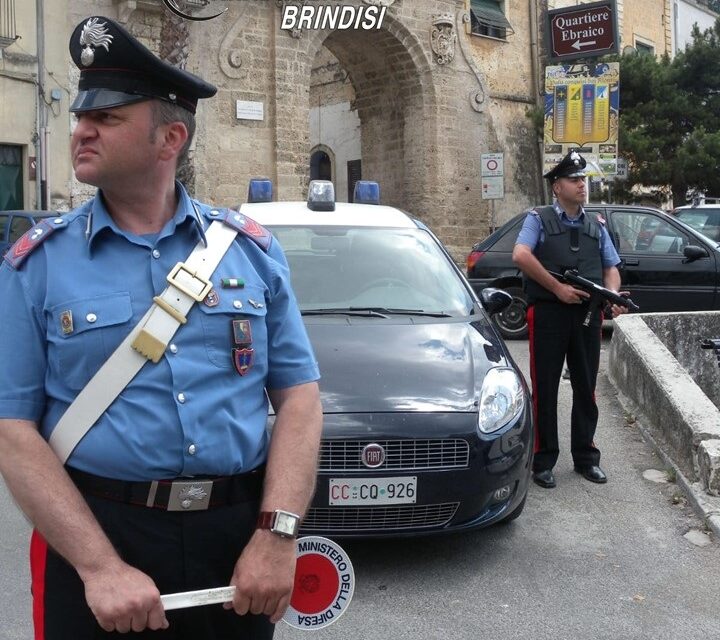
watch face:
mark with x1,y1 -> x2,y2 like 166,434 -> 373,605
275,511 -> 299,536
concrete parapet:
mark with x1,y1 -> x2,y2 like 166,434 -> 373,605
698,440 -> 720,496
608,313 -> 720,492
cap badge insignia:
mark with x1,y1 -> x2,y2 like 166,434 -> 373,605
570,150 -> 581,165
79,18 -> 113,67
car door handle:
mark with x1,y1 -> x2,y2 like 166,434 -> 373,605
623,259 -> 639,266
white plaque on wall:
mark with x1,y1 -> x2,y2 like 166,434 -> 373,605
236,101 -> 264,121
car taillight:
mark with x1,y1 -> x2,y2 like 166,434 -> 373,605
466,250 -> 485,272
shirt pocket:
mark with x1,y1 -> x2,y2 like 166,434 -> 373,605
198,284 -> 268,370
48,292 -> 134,390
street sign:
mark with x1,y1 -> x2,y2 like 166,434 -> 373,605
615,157 -> 628,180
547,0 -> 618,62
482,177 -> 504,200
481,153 -> 504,200
481,153 -> 503,177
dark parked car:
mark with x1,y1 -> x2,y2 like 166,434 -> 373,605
467,204 -> 720,339
245,179 -> 533,537
1,210 -> 57,256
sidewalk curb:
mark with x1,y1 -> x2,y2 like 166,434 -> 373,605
611,386 -> 720,539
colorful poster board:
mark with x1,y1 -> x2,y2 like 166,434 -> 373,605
543,62 -> 619,177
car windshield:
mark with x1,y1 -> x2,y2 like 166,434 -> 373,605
675,208 -> 720,243
267,226 -> 475,317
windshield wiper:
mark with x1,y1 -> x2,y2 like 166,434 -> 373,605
301,308 -> 389,318
349,307 -> 453,317
301,307 -> 454,318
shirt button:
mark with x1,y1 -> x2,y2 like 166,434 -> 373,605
152,249 -> 161,259
233,300 -> 243,309
188,444 -> 197,455
169,344 -> 178,354
177,393 -> 186,404
86,313 -> 97,323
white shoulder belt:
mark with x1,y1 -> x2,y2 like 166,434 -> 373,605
49,219 -> 240,464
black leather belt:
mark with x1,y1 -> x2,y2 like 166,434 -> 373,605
68,466 -> 265,512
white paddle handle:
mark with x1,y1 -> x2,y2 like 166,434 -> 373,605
161,586 -> 236,611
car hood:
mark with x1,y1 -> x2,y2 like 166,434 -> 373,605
305,317 -> 509,414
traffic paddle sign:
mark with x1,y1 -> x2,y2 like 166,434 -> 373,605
547,0 -> 618,61
283,536 -> 355,630
160,536 -> 355,631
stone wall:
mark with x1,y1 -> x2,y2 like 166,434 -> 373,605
609,312 -> 720,497
643,311 -> 720,410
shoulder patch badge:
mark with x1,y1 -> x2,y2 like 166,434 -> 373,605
4,217 -> 66,269
222,210 -> 272,252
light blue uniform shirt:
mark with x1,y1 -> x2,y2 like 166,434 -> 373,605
515,202 -> 621,268
0,184 -> 320,480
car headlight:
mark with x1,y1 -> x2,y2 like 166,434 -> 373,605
478,367 -> 525,434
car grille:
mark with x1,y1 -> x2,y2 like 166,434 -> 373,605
318,439 -> 470,472
300,503 -> 460,532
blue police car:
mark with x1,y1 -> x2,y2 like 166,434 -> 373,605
245,179 -> 533,537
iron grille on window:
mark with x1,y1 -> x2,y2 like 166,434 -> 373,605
470,0 -> 514,40
0,0 -> 17,49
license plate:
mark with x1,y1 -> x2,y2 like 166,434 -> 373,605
329,477 -> 417,506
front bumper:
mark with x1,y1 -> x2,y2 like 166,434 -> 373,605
299,406 -> 533,538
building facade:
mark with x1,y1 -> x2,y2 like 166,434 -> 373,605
3,0 -> 711,259
0,0 -> 71,212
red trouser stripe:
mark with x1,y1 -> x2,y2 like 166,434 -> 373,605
527,304 -> 540,454
30,530 -> 47,640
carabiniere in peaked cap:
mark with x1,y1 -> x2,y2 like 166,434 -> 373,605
544,150 -> 587,183
69,16 -> 217,114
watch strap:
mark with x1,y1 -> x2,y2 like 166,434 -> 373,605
256,511 -> 275,530
256,509 -> 300,538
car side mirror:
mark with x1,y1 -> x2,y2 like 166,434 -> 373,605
480,287 -> 513,315
683,245 -> 708,263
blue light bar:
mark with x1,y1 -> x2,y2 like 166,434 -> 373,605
307,180 -> 335,211
247,178 -> 273,203
353,181 -> 380,205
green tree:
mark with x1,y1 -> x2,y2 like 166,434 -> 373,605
618,18 -> 720,205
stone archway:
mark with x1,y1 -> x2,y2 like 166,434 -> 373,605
211,4 -> 456,235
301,12 -> 439,218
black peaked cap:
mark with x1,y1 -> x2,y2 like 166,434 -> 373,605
69,16 -> 216,114
544,151 -> 587,183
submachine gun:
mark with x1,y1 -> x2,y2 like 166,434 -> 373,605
549,270 -> 640,327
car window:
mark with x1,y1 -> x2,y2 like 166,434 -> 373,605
676,208 -> 720,243
490,219 -> 524,252
269,226 -> 475,316
0,214 -> 7,241
612,211 -> 690,255
9,215 -> 33,243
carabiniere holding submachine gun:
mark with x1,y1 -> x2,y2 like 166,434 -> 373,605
549,270 -> 640,326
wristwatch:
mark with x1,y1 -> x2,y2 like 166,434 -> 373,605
256,509 -> 301,539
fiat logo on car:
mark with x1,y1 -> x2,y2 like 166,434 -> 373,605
361,443 -> 385,468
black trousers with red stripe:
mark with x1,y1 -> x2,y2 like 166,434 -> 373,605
527,300 -> 603,472
30,492 -> 274,640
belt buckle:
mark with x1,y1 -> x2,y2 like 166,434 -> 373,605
166,480 -> 214,511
